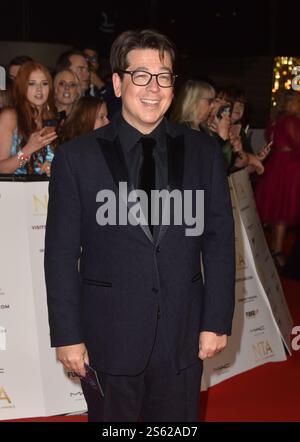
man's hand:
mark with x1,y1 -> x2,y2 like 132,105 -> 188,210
198,331 -> 228,360
57,343 -> 89,377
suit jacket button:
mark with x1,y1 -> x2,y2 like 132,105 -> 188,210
156,246 -> 161,253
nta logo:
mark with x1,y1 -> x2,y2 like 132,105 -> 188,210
0,387 -> 12,404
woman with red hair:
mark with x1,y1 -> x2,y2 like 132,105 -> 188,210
0,61 -> 57,175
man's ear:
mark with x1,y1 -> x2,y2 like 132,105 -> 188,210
112,72 -> 122,98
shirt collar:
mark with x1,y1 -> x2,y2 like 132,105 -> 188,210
119,115 -> 166,152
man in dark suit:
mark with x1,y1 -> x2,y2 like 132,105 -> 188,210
45,29 -> 235,422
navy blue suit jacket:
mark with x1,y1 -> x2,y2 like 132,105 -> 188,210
44,116 -> 235,375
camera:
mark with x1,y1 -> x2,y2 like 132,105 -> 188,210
42,118 -> 57,135
217,104 -> 232,120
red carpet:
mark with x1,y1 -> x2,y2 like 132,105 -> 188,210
201,275 -> 300,422
10,274 -> 300,423
6,235 -> 300,423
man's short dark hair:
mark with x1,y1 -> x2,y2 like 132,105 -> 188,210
110,29 -> 177,76
55,50 -> 85,74
7,55 -> 33,70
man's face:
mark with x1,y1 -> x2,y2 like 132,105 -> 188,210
84,49 -> 99,71
69,54 -> 90,93
112,49 -> 174,134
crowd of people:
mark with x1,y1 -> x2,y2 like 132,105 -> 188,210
0,48 -> 119,175
1,41 -> 300,274
0,52 -> 270,177
1,27 -> 300,423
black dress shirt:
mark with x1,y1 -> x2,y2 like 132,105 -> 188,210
118,116 -> 168,191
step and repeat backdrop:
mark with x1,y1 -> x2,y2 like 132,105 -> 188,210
0,171 -> 293,419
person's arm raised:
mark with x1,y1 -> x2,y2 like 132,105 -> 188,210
0,109 -> 57,173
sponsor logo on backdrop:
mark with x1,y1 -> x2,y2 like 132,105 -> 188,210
67,371 -> 81,382
236,276 -> 253,284
236,183 -> 247,199
70,391 -> 84,400
250,325 -> 265,336
238,294 -> 257,303
32,194 -> 48,216
252,340 -> 274,361
236,252 -> 247,270
213,362 -> 231,373
0,326 -> 6,351
0,368 -> 4,374
0,304 -> 10,310
0,387 -> 14,408
245,309 -> 259,319
67,371 -> 79,379
31,225 -> 46,230
240,205 -> 250,213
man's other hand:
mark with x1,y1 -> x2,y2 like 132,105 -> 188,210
198,331 -> 228,360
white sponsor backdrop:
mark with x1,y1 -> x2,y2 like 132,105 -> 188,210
0,182 -> 86,420
203,170 -> 293,388
0,176 -> 293,418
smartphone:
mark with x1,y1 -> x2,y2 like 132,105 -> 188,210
43,118 -> 57,135
256,141 -> 273,160
217,104 -> 232,120
79,363 -> 104,397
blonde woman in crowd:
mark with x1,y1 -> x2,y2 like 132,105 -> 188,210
0,61 -> 57,175
171,79 -> 216,129
54,68 -> 81,119
171,79 -> 249,174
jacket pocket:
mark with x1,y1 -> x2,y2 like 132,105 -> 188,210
191,272 -> 202,283
82,278 -> 112,288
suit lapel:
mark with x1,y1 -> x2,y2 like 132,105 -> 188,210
157,132 -> 185,245
96,135 -> 153,243
96,136 -> 129,189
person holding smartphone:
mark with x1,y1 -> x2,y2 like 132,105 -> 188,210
205,89 -> 249,173
0,61 -> 57,176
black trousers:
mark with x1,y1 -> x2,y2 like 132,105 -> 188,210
81,318 -> 203,422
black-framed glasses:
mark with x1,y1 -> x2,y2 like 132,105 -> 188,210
119,69 -> 177,88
